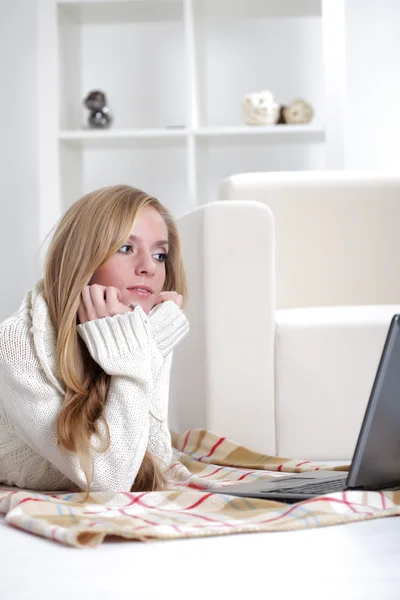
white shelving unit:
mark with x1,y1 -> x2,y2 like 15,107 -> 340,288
37,0 -> 346,242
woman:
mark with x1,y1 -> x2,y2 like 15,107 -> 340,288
0,185 -> 189,497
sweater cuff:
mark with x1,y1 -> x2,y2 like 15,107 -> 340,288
77,307 -> 150,370
149,301 -> 189,357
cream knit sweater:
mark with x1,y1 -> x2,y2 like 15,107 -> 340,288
0,281 -> 189,492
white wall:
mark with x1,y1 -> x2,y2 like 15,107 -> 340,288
0,0 -> 39,320
345,0 -> 400,170
0,0 -> 399,321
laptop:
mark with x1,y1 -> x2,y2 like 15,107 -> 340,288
212,314 -> 400,503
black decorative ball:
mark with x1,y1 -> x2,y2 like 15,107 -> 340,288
83,90 -> 113,129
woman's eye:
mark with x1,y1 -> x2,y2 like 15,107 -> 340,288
154,253 -> 168,263
118,244 -> 132,254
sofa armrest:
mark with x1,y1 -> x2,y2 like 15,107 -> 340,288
170,201 -> 276,455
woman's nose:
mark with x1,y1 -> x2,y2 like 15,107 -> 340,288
135,251 -> 155,276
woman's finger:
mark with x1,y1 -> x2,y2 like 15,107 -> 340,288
105,286 -> 130,316
81,285 -> 97,321
77,301 -> 88,324
89,284 -> 108,319
157,291 -> 183,308
153,295 -> 165,306
158,291 -> 176,301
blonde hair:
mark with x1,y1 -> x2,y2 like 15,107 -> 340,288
43,185 -> 187,499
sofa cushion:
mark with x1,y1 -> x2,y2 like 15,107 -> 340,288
219,172 -> 400,309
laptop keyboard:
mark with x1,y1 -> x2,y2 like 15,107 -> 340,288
268,478 -> 346,496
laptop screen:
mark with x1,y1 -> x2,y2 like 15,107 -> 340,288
347,314 -> 400,490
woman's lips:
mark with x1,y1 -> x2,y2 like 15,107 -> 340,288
128,287 -> 153,298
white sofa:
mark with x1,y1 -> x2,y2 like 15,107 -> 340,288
170,171 -> 400,461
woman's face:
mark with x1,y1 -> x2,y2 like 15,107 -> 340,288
90,205 -> 169,314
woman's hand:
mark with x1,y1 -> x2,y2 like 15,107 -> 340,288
78,284 -> 132,324
152,291 -> 183,310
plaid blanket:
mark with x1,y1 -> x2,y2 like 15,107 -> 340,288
1,428 -> 400,548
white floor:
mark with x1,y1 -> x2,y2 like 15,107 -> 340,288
1,515 -> 400,600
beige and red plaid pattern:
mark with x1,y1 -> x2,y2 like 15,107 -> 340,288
1,428 -> 399,548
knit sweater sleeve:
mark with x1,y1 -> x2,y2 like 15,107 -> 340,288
0,308 -> 155,492
146,302 -> 190,471
148,301 -> 189,358
147,353 -> 174,471
78,301 -> 189,478
76,306 -> 157,491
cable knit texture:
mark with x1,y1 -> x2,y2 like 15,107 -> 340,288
0,281 -> 189,492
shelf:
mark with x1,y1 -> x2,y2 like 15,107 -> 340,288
195,125 -> 325,140
37,0 -> 346,241
57,0 -> 321,25
59,128 -> 187,140
201,0 -> 321,19
58,125 -> 324,147
58,128 -> 187,148
58,1 -> 182,25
